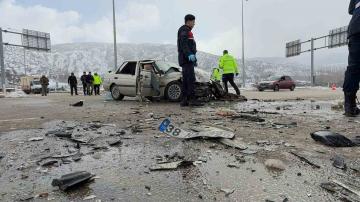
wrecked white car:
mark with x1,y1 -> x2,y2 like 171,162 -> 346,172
103,60 -> 210,102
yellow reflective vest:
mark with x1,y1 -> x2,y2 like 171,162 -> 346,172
93,75 -> 102,85
219,54 -> 239,74
211,68 -> 222,81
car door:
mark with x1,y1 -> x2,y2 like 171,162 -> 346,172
285,76 -> 292,88
278,76 -> 286,89
138,62 -> 158,96
114,61 -> 137,96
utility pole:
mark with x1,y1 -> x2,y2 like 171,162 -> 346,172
0,28 -> 6,94
310,38 -> 315,86
241,0 -> 246,87
23,48 -> 27,75
112,0 -> 118,71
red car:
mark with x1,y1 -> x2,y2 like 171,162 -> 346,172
257,76 -> 296,91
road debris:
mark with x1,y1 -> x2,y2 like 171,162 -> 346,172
70,100 -> 84,107
220,188 -> 235,197
159,119 -> 235,139
51,171 -> 95,191
219,138 -> 248,150
149,161 -> 194,171
332,155 -> 346,170
289,151 -> 321,168
311,131 -> 358,147
83,195 -> 97,200
28,137 -> 44,141
265,159 -> 286,171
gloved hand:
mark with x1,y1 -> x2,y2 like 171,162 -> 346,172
188,54 -> 197,63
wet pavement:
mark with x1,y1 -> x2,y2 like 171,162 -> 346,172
0,90 -> 359,201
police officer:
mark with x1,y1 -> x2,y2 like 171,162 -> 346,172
68,72 -> 78,96
177,14 -> 203,107
343,0 -> 360,117
211,67 -> 222,83
219,50 -> 241,95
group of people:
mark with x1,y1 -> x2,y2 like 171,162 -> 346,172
68,72 -> 102,96
177,14 -> 240,107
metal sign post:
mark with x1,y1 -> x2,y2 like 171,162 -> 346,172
0,28 -> 5,94
286,26 -> 348,86
310,38 -> 315,86
0,28 -> 51,94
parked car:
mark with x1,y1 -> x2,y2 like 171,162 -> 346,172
103,60 -> 209,102
256,76 -> 296,91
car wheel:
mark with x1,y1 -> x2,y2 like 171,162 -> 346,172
111,85 -> 124,101
290,85 -> 295,91
274,85 -> 280,92
165,81 -> 182,102
258,88 -> 264,92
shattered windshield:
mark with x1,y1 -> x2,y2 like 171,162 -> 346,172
155,61 -> 180,73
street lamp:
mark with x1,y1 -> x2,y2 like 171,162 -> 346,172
112,0 -> 118,71
241,0 -> 247,87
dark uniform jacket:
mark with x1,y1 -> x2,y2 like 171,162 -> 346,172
68,75 -> 78,86
80,75 -> 87,85
86,75 -> 94,84
349,0 -> 360,37
177,25 -> 197,66
40,77 -> 49,86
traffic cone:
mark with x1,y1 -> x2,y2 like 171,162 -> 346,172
331,83 -> 336,91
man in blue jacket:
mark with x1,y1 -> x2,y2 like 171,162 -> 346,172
177,14 -> 203,107
344,0 -> 360,117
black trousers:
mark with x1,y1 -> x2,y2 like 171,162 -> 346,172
82,83 -> 87,95
343,35 -> 360,93
181,63 -> 196,101
70,85 -> 78,96
94,85 -> 100,95
222,73 -> 240,95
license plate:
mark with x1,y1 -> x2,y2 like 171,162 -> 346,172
159,119 -> 191,138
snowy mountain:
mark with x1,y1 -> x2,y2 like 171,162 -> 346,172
3,42 -> 316,83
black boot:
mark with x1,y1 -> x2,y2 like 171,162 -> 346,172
180,96 -> 189,107
344,92 -> 358,117
353,95 -> 360,115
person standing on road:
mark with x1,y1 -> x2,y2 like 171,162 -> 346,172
219,50 -> 241,96
93,73 -> 102,95
177,14 -> 203,107
343,0 -> 360,117
86,72 -> 94,96
68,72 -> 78,96
80,72 -> 87,96
39,75 -> 49,96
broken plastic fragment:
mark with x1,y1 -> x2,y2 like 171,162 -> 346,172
311,131 -> 357,147
51,171 -> 95,191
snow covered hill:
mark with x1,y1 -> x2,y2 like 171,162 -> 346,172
3,42 -> 316,83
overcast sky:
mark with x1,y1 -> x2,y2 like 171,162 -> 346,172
0,0 -> 352,59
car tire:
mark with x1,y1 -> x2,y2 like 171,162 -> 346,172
290,85 -> 295,91
111,85 -> 124,101
165,81 -> 182,102
258,88 -> 264,92
274,85 -> 280,92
